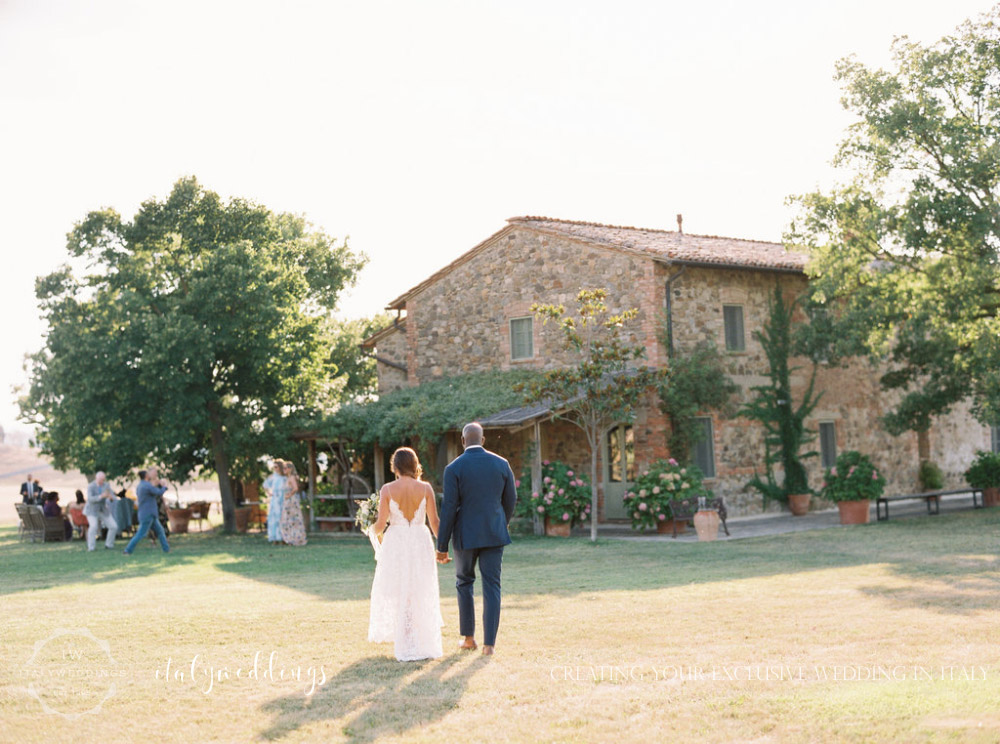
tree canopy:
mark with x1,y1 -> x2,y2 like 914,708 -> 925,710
789,7 -> 1000,433
20,177 -> 366,531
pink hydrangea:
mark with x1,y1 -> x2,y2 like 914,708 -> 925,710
848,466 -> 856,476
657,513 -> 665,521
584,505 -> 591,512
639,502 -> 648,511
542,460 -> 550,466
872,471 -> 879,480
532,492 -> 539,499
558,488 -> 565,495
652,486 -> 660,495
515,479 -> 521,488
567,470 -> 574,477
543,476 -> 551,484
668,458 -> 678,466
561,512 -> 570,521
633,511 -> 640,519
830,467 -> 838,476
537,506 -> 545,513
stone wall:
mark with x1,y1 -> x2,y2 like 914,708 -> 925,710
400,226 -> 664,382
374,326 -> 408,394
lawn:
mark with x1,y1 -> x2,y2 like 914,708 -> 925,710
1,510 -> 999,743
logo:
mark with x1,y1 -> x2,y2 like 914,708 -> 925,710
21,628 -> 126,719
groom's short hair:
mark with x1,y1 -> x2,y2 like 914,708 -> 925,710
462,422 -> 484,445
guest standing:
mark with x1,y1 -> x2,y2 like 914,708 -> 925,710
263,459 -> 287,544
123,467 -> 170,555
20,474 -> 42,504
280,461 -> 307,546
84,472 -> 119,551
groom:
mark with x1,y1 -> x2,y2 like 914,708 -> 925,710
436,422 -> 517,656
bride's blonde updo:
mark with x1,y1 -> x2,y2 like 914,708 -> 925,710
390,447 -> 422,480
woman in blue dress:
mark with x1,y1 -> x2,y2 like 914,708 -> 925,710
263,459 -> 287,544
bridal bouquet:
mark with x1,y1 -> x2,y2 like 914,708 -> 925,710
355,494 -> 382,559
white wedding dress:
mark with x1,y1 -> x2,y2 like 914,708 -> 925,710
367,498 -> 444,661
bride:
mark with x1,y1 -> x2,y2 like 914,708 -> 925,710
367,447 -> 446,661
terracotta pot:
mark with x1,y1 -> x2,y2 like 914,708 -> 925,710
656,518 -> 686,535
836,499 -> 871,525
544,517 -> 571,537
693,509 -> 720,541
983,487 -> 1000,508
167,507 -> 192,534
234,506 -> 251,533
788,492 -> 810,517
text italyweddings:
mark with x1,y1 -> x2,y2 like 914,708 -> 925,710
154,652 -> 328,695
550,664 -> 989,683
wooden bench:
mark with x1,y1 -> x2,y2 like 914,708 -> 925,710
876,488 -> 983,521
668,496 -> 730,538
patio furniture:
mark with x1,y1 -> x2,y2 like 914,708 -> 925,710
876,487 -> 983,521
15,503 -> 38,542
187,501 -> 211,531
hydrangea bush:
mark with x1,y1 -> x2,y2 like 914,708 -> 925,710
528,460 -> 591,527
820,451 -> 885,502
625,458 -> 709,530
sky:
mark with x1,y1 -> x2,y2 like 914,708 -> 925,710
0,0 -> 993,435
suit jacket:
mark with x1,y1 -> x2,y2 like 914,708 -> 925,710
437,446 -> 517,553
84,480 -> 113,517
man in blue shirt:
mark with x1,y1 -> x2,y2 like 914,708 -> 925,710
123,467 -> 170,555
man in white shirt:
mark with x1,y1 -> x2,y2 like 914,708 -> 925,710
84,472 -> 119,551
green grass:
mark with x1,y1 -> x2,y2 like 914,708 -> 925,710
1,510 -> 999,743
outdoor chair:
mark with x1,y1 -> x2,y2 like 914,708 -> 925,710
15,503 -> 38,542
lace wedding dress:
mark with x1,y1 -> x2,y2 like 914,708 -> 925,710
368,498 -> 444,661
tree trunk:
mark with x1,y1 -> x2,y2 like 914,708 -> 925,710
208,403 -> 236,533
590,445 -> 599,542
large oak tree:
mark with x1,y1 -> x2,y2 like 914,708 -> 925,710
20,177 -> 365,532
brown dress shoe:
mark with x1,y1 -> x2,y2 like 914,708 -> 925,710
482,645 -> 494,656
458,637 -> 477,650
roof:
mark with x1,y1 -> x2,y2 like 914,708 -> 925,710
387,216 -> 808,309
508,216 -> 808,273
361,318 -> 406,348
476,403 -> 553,429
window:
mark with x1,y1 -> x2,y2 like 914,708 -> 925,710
606,424 -> 635,482
819,422 -> 837,469
510,317 -> 533,360
723,305 -> 745,351
992,425 -> 1000,454
693,417 -> 716,479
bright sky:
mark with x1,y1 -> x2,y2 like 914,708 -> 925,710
0,0 -> 991,434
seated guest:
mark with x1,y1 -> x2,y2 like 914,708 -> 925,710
67,490 -> 89,539
43,492 -> 73,541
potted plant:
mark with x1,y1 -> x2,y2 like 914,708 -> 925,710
820,451 -> 885,524
625,458 -> 709,534
739,283 -> 822,516
528,460 -> 591,537
964,450 -> 1000,507
314,496 -> 349,531
918,460 -> 944,491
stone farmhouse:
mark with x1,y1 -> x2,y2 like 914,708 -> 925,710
362,216 -> 997,519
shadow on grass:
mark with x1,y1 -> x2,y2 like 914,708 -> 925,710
4,509 -> 1000,616
257,652 -> 488,742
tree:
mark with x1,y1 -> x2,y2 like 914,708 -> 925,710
788,7 -> 1000,433
655,332 -> 739,465
740,282 -> 822,503
520,289 -> 663,542
19,177 -> 366,532
324,313 -> 395,402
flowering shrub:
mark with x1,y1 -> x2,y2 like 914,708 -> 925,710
964,450 -> 1000,489
625,458 -> 709,530
820,451 -> 885,502
528,460 -> 591,527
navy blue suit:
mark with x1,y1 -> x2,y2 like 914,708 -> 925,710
437,446 -> 517,646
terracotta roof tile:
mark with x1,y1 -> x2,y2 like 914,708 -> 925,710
508,216 -> 808,272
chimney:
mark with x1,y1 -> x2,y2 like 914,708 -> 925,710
676,213 -> 683,234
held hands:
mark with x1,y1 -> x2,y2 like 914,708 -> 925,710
436,551 -> 451,564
